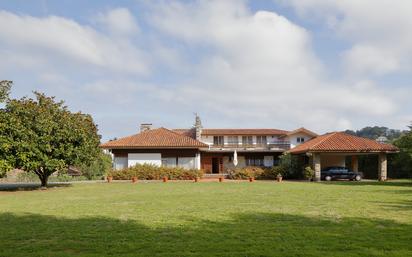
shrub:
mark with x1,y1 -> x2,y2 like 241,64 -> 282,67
0,160 -> 12,178
78,151 -> 112,180
227,166 -> 266,180
108,164 -> 204,180
304,166 -> 315,180
258,166 -> 286,180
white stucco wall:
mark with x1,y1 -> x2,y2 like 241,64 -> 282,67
287,133 -> 315,148
200,135 -> 214,145
128,153 -> 161,167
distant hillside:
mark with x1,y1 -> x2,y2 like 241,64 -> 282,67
344,126 -> 407,141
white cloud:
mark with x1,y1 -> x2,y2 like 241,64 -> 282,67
96,7 -> 139,36
147,0 -> 396,132
279,0 -> 412,76
0,10 -> 147,74
0,2 -> 409,140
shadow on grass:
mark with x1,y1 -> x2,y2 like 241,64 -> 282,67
320,180 -> 412,188
377,200 -> 412,211
0,183 -> 72,192
1,212 -> 411,257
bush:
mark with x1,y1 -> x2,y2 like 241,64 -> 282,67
258,166 -> 286,180
304,166 -> 315,180
278,153 -> 305,179
227,166 -> 266,180
78,151 -> 112,180
0,160 -> 12,178
15,171 -> 88,183
108,164 -> 204,180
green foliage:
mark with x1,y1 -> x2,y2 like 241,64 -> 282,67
15,171 -> 88,183
391,126 -> 412,178
304,166 -> 315,180
257,166 -> 285,180
345,126 -> 406,141
0,159 -> 13,178
0,91 -> 101,186
79,151 -> 112,180
278,153 -> 305,179
227,166 -> 266,179
0,80 -> 12,102
108,164 -> 204,180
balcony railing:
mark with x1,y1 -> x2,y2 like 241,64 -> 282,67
210,141 -> 290,150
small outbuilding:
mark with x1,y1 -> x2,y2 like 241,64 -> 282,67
289,132 -> 399,181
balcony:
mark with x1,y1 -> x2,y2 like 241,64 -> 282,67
209,141 -> 290,151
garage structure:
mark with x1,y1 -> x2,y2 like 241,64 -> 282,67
289,132 -> 399,181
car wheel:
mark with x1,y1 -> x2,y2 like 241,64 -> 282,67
325,176 -> 332,181
355,175 -> 361,181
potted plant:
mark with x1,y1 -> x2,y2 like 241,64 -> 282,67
304,166 -> 315,181
276,173 -> 283,182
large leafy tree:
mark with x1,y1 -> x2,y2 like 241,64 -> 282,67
392,123 -> 412,178
0,92 -> 101,186
0,80 -> 12,102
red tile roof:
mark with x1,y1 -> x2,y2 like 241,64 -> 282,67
201,129 -> 289,136
285,127 -> 318,137
173,128 -> 196,138
100,127 -> 208,149
289,132 -> 399,154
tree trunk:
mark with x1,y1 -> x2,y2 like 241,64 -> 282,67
40,175 -> 48,188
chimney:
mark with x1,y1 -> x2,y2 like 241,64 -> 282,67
140,123 -> 152,132
194,114 -> 202,140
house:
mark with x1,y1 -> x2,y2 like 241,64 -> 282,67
100,116 -> 317,174
289,132 -> 399,181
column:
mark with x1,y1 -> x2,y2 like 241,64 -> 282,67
195,152 -> 201,170
313,153 -> 321,182
351,156 -> 359,172
378,153 -> 387,181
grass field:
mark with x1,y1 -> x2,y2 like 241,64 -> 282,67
0,180 -> 411,257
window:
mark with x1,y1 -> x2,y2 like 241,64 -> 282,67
114,157 -> 127,170
227,136 -> 239,145
245,156 -> 264,166
242,136 -> 253,145
256,136 -> 267,145
213,136 -> 224,145
178,157 -> 195,169
161,157 -> 177,167
297,137 -> 305,143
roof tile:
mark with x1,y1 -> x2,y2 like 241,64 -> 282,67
100,127 -> 208,149
289,132 -> 399,154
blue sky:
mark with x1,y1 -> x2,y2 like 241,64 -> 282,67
1,0 -> 411,141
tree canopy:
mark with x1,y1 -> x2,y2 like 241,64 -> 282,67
0,80 -> 12,102
345,126 -> 406,141
392,123 -> 412,178
0,91 -> 101,186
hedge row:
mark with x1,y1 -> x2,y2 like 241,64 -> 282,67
226,166 -> 285,180
108,164 -> 204,180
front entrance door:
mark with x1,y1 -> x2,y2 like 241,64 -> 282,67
212,157 -> 221,174
212,158 -> 219,174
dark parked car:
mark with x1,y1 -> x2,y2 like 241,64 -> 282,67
321,166 -> 362,181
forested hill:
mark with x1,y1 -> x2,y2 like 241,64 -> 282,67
344,126 -> 408,141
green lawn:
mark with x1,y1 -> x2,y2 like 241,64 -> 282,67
0,180 -> 411,257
